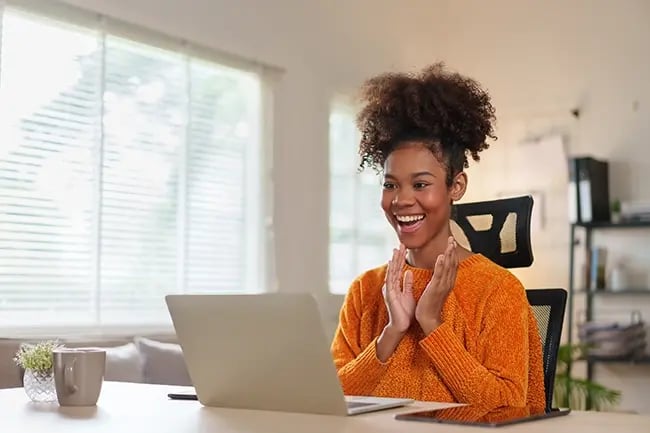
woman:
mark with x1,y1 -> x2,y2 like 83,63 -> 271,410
330,63 -> 546,414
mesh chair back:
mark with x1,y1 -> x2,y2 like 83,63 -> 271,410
526,288 -> 567,412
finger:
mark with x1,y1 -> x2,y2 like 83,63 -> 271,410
388,249 -> 398,287
429,254 -> 445,287
402,270 -> 413,295
442,239 -> 454,283
392,247 -> 401,288
443,240 -> 456,289
384,270 -> 396,304
397,243 -> 407,269
446,237 -> 454,258
394,244 -> 406,289
447,266 -> 458,291
383,256 -> 392,298
448,241 -> 459,289
385,259 -> 392,284
386,264 -> 396,300
391,247 -> 397,264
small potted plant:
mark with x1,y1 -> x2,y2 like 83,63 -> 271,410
14,340 -> 62,402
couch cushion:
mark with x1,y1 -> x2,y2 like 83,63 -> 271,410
135,337 -> 191,386
104,342 -> 144,383
0,339 -> 22,389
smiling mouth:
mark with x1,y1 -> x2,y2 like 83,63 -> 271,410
395,214 -> 425,227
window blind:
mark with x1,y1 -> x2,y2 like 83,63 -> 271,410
0,10 -> 100,325
185,60 -> 261,295
99,36 -> 186,324
0,5 -> 265,328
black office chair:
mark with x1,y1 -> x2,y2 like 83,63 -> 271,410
451,195 -> 567,412
452,195 -> 534,268
526,288 -> 567,412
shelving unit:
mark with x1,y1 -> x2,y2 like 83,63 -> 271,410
567,219 -> 650,399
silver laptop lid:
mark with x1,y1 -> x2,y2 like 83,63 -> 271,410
165,293 -> 349,415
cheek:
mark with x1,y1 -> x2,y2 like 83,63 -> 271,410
420,189 -> 451,212
380,192 -> 393,214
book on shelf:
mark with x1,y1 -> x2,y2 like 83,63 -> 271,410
589,247 -> 607,291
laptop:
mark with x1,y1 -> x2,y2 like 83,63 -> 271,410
165,293 -> 413,416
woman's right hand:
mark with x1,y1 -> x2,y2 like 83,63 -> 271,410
376,244 -> 415,362
382,244 -> 416,333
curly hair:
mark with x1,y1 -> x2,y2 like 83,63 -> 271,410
356,62 -> 496,186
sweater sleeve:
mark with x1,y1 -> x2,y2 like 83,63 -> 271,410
418,273 -> 530,410
330,278 -> 390,396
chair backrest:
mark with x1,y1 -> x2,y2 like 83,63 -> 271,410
452,195 -> 566,412
451,195 -> 534,268
526,288 -> 567,412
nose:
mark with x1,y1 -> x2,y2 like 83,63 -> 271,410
391,187 -> 416,208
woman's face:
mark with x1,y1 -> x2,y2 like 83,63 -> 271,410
381,142 -> 465,250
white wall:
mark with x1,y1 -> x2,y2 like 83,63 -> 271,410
414,0 -> 650,413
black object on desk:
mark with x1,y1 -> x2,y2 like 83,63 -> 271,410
167,392 -> 198,401
395,406 -> 571,428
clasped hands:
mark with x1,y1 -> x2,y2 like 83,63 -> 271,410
382,236 -> 459,336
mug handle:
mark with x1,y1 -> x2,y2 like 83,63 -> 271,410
64,359 -> 78,393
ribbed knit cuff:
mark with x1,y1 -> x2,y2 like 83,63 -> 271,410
341,337 -> 391,395
418,322 -> 480,401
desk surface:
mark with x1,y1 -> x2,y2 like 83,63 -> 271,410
1,382 -> 648,433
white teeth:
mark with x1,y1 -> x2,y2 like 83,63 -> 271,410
395,214 -> 424,223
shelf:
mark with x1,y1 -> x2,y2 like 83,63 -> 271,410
573,220 -> 650,229
568,216 -> 650,388
574,289 -> 650,295
586,354 -> 650,364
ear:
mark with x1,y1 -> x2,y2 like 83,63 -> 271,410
449,171 -> 467,202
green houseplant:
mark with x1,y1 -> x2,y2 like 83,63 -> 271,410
553,343 -> 621,411
14,340 -> 62,403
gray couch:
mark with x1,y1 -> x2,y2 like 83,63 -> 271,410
0,334 -> 191,389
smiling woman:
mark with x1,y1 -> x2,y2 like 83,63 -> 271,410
330,63 -> 546,414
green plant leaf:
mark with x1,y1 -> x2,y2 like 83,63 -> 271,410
13,340 -> 62,373
553,343 -> 622,411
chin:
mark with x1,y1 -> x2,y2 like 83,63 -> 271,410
396,232 -> 429,250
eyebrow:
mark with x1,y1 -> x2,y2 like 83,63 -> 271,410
384,171 -> 437,179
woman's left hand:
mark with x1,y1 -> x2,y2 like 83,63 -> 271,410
415,236 -> 459,335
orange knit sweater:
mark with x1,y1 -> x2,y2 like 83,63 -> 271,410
331,254 -> 546,413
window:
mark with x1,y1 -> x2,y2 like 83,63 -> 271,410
0,4 -> 267,328
328,103 -> 395,294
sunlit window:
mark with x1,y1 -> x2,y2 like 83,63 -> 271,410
328,103 -> 395,294
0,6 -> 266,328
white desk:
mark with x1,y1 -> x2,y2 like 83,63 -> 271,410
1,382 -> 649,433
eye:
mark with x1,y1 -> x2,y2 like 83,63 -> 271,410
382,182 -> 396,190
414,182 -> 429,190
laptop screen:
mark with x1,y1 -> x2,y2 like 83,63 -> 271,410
395,405 -> 571,427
